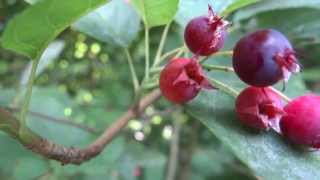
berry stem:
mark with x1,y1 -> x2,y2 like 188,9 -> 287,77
124,48 -> 139,94
202,64 -> 235,72
153,22 -> 171,68
208,77 -> 239,98
144,26 -> 150,81
142,80 -> 159,90
150,66 -> 163,73
200,50 -> 233,63
204,64 -> 292,102
19,57 -> 40,135
269,87 -> 292,102
158,46 -> 185,65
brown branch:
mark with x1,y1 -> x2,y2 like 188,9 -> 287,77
0,89 -> 161,165
6,107 -> 98,134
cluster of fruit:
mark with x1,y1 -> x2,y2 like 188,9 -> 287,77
159,6 -> 320,149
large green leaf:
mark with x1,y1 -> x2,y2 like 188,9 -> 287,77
234,0 -> 320,21
175,0 -> 259,27
27,87 -> 92,146
73,0 -> 140,47
221,0 -> 260,16
13,157 -> 48,180
185,30 -> 320,180
241,8 -> 320,43
131,0 -> 179,28
1,0 -> 108,59
20,40 -> 65,86
0,132 -> 48,179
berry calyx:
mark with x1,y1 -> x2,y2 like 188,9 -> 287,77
280,95 -> 320,148
235,87 -> 284,131
184,5 -> 229,56
233,29 -> 300,87
159,58 -> 213,104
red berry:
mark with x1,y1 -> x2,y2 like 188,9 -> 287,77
280,95 -> 320,148
233,29 -> 300,87
159,58 -> 213,104
235,87 -> 284,131
184,6 -> 229,56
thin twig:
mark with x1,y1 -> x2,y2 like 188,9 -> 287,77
203,64 -> 292,102
208,77 -> 240,98
270,87 -> 292,102
20,58 -> 40,131
156,46 -> 185,66
153,23 -> 171,68
124,48 -> 139,93
203,64 -> 235,72
144,26 -> 150,81
199,50 -> 233,63
7,107 -> 98,134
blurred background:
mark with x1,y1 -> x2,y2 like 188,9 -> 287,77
0,0 -> 319,180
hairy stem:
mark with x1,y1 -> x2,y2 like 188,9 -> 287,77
203,64 -> 235,72
208,77 -> 240,98
204,64 -> 292,102
153,23 -> 171,68
155,46 -> 185,67
270,87 -> 292,102
124,49 -> 139,93
199,50 -> 233,63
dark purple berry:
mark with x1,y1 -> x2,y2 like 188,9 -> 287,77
184,6 -> 229,56
233,29 -> 300,87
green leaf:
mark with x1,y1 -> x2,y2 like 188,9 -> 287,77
185,30 -> 320,180
191,147 -> 254,179
241,8 -> 320,43
20,40 -> 65,86
131,0 -> 179,28
27,87 -> 92,146
302,68 -> 320,81
0,133 -> 41,177
221,0 -> 260,16
13,157 -> 48,180
24,0 -> 39,4
1,0 -> 108,59
234,0 -> 320,21
175,0 -> 258,27
73,0 -> 140,47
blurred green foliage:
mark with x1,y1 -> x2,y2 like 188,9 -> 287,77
0,0 -> 320,179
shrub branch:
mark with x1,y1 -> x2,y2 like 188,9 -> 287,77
0,89 -> 161,165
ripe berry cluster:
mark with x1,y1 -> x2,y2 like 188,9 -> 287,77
159,6 -> 320,149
